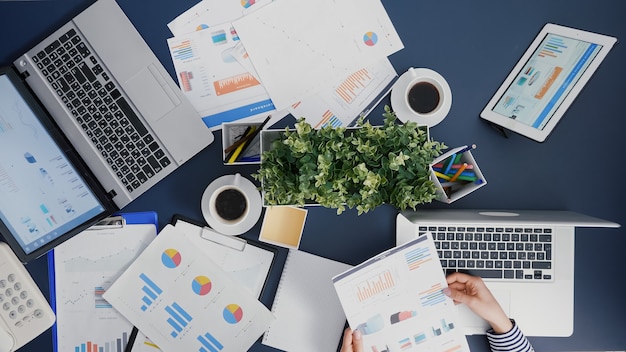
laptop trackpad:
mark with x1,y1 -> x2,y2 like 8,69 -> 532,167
124,64 -> 179,122
458,289 -> 511,334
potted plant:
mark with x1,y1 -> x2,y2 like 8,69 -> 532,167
252,106 -> 447,214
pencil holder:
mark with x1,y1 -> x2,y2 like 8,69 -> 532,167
222,122 -> 263,165
429,145 -> 487,203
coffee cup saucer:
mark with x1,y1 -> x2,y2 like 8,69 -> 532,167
390,67 -> 452,127
200,174 -> 263,236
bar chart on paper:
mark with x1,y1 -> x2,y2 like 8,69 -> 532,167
73,331 -> 130,352
51,223 -> 157,352
333,235 -> 470,352
355,269 -> 397,302
101,225 -> 276,352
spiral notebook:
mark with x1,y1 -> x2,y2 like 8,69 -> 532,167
262,249 -> 352,352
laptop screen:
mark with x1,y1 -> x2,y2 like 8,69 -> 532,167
0,68 -> 115,261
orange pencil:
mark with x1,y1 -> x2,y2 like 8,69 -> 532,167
449,163 -> 468,182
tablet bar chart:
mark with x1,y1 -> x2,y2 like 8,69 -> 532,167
539,36 -> 567,58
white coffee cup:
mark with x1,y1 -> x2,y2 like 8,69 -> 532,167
208,174 -> 250,226
391,67 -> 452,127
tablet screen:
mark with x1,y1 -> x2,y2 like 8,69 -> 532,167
491,33 -> 602,130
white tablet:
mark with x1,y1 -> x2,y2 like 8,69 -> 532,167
480,23 -> 617,142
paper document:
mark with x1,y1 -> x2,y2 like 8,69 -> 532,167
167,0 -> 273,36
289,58 -> 397,128
173,218 -> 275,298
51,223 -> 156,352
103,225 -> 274,352
333,235 -> 470,352
232,0 -> 404,110
167,22 -> 279,130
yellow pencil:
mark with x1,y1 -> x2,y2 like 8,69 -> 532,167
434,171 -> 451,181
227,126 -> 257,163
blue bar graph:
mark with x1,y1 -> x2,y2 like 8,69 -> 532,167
139,273 -> 162,311
165,302 -> 193,338
198,332 -> 224,352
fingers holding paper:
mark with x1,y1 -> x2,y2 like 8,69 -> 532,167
340,327 -> 364,352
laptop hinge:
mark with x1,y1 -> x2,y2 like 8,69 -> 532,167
107,189 -> 117,199
18,69 -> 30,79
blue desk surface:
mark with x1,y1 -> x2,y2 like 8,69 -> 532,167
2,0 -> 625,351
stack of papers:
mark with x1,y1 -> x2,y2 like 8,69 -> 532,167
166,0 -> 403,130
103,225 -> 275,352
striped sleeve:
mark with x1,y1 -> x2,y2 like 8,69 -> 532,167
486,319 -> 535,352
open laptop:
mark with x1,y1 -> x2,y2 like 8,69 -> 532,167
396,209 -> 620,337
0,0 -> 214,262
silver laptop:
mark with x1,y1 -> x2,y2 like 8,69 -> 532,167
13,0 -> 213,207
396,209 -> 620,337
0,0 -> 213,262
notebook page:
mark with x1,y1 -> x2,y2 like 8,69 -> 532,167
263,249 -> 352,352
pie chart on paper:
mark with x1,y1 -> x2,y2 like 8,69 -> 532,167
161,248 -> 182,268
241,0 -> 255,8
363,32 -> 378,46
192,276 -> 212,296
223,304 -> 244,324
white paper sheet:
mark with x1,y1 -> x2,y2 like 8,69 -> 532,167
52,224 -> 156,352
167,22 -> 281,131
289,58 -> 398,128
333,235 -> 471,352
167,0 -> 274,36
232,0 -> 404,110
103,225 -> 274,352
173,219 -> 275,298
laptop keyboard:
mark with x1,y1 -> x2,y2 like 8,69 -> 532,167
30,28 -> 170,193
418,225 -> 554,281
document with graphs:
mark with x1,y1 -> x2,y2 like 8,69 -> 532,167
103,224 -> 274,352
332,235 -> 470,352
51,220 -> 156,352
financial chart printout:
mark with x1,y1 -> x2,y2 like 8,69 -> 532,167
103,225 -> 274,352
52,223 -> 157,352
333,235 -> 470,352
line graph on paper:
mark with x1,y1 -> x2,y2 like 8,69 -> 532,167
53,224 -> 156,352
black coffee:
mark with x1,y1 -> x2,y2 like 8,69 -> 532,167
215,189 -> 247,221
407,82 -> 440,114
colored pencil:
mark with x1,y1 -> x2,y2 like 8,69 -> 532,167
449,163 -> 468,182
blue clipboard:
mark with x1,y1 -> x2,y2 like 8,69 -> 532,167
47,211 -> 158,352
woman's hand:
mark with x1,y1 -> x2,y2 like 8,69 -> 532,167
444,272 -> 513,334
